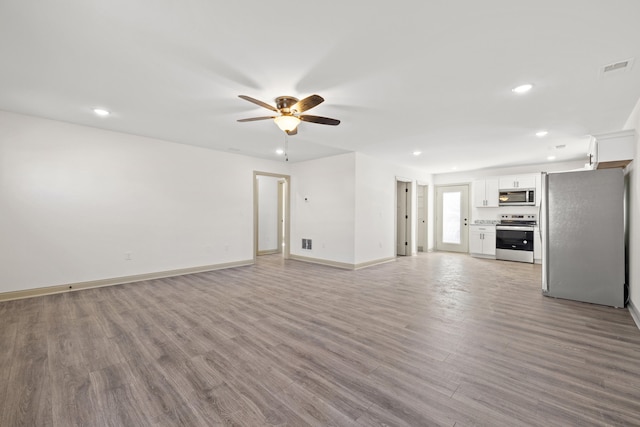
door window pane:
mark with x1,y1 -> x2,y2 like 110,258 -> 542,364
443,191 -> 461,244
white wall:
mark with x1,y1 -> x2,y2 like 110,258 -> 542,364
354,153 -> 394,263
289,153 -> 357,264
355,153 -> 396,264
354,153 -> 432,263
0,110 -> 288,294
288,152 -> 433,266
624,98 -> 640,313
0,111 -> 438,294
257,175 -> 280,252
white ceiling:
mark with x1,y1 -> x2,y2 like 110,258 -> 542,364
1,1 -> 639,174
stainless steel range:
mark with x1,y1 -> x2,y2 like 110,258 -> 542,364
495,214 -> 537,263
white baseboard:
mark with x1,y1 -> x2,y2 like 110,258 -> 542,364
354,257 -> 396,270
289,254 -> 395,270
0,259 -> 254,302
257,249 -> 279,256
628,300 -> 640,331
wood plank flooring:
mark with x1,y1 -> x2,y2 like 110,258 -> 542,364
1,252 -> 640,426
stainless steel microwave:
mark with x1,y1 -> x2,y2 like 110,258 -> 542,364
499,188 -> 535,206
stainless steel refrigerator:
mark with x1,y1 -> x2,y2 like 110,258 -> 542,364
541,168 -> 625,307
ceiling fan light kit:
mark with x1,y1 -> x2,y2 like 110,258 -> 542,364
274,115 -> 301,132
238,94 -> 340,135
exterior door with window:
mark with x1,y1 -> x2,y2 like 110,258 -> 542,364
436,185 -> 469,253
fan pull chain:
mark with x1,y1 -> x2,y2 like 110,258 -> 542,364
284,133 -> 289,162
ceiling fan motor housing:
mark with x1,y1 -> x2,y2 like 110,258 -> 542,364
275,96 -> 299,114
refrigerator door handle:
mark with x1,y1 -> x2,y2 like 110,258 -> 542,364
541,172 -> 549,293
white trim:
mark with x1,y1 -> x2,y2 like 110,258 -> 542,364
354,257 -> 396,270
289,255 -> 396,271
257,249 -> 279,256
628,300 -> 640,331
0,259 -> 254,302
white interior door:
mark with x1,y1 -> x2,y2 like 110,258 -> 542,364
436,185 -> 469,253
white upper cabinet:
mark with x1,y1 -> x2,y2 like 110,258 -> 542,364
499,174 -> 537,189
473,178 -> 499,207
588,130 -> 636,170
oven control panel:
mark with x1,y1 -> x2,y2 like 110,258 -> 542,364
498,214 -> 537,222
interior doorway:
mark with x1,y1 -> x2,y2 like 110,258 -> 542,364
417,184 -> 428,252
435,184 -> 469,253
254,172 -> 290,260
396,179 -> 413,256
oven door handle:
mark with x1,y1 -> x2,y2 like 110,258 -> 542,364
496,226 -> 535,231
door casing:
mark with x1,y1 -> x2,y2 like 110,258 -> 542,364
254,171 -> 290,260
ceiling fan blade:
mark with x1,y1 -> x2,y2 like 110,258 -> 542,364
238,95 -> 278,112
291,95 -> 324,113
237,116 -> 276,122
299,115 -> 340,126
286,128 -> 298,136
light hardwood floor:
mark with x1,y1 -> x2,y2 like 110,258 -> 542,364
1,253 -> 640,426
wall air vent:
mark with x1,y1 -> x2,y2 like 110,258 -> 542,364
600,58 -> 634,77
302,238 -> 312,250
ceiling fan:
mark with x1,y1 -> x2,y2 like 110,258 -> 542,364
237,94 -> 340,135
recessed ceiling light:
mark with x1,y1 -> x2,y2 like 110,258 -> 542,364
276,149 -> 284,155
451,166 -> 458,171
547,155 -> 556,161
93,108 -> 110,117
536,130 -> 548,137
413,151 -> 422,156
512,84 -> 533,94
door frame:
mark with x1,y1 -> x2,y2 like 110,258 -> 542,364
254,171 -> 291,261
277,179 -> 285,254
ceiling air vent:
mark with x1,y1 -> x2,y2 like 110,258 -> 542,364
600,58 -> 634,77
604,61 -> 629,73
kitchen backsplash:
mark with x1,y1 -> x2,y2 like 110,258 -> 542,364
474,219 -> 500,224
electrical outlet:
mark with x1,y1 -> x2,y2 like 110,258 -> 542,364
124,252 -> 132,261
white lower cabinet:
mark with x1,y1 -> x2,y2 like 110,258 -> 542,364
469,225 -> 496,258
